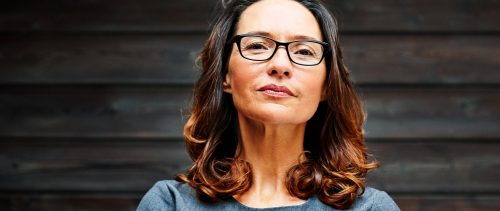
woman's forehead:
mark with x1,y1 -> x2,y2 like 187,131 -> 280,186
236,0 -> 323,41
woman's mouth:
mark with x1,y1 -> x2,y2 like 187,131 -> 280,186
257,84 -> 295,97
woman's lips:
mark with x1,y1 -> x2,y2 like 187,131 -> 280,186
257,84 -> 295,97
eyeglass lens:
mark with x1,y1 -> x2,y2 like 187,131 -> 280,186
239,36 -> 324,65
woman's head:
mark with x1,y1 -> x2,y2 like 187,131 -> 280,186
224,0 -> 327,125
178,0 -> 377,209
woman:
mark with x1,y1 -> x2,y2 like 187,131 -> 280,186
138,0 -> 400,210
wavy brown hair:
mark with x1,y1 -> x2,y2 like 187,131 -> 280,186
176,0 -> 378,209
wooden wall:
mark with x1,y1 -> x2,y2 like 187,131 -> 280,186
1,0 -> 499,210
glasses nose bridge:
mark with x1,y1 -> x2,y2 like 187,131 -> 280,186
272,40 -> 291,58
274,40 -> 290,50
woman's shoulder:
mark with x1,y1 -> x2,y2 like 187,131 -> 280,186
348,186 -> 400,211
149,180 -> 194,196
136,180 -> 198,211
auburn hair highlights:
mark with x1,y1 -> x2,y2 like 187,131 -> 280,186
176,0 -> 378,209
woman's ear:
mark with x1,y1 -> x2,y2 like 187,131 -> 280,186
223,72 -> 232,94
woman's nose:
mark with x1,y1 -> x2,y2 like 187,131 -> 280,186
267,47 -> 292,77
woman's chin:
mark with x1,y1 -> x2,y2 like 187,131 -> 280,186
245,107 -> 310,125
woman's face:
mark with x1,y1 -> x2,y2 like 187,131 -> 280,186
225,0 -> 327,125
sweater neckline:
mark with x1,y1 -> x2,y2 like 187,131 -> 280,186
229,195 -> 315,210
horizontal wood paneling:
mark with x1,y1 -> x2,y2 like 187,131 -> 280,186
394,195 -> 500,211
362,87 -> 500,139
0,0 -> 214,32
1,35 -> 499,85
367,140 -> 500,193
0,138 -> 190,191
1,86 -> 498,139
1,139 -> 498,193
329,0 -> 500,32
0,193 -> 140,211
1,0 -> 499,32
0,86 -> 191,138
0,34 -> 202,85
344,35 -> 500,85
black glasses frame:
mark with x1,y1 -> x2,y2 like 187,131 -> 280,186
229,34 -> 329,66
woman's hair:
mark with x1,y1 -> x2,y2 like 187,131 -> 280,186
176,0 -> 378,209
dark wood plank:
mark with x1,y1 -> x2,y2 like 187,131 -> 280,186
1,34 -> 499,85
0,138 -> 498,193
1,86 -> 499,139
0,86 -> 191,138
0,193 -> 140,211
0,34 -> 203,85
367,140 -> 500,193
1,0 -> 499,32
0,0 -> 214,32
362,87 -> 500,139
330,0 -> 500,32
0,138 -> 191,191
344,35 -> 500,85
394,195 -> 500,211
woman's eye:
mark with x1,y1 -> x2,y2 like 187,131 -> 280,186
295,49 -> 314,56
244,43 -> 269,50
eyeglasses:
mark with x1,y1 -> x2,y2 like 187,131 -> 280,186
230,34 -> 329,66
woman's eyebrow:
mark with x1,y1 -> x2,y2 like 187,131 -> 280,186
292,35 -> 321,41
243,31 -> 321,41
243,30 -> 273,37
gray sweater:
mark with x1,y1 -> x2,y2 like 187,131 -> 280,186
137,180 -> 400,211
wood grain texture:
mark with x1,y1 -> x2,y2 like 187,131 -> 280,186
0,86 -> 191,138
1,34 -> 499,85
343,35 -> 500,85
0,34 -> 203,85
367,140 -> 500,193
362,87 -> 500,139
0,0 -> 214,32
0,193 -> 140,211
394,195 -> 500,211
1,86 -> 498,139
1,0 -> 499,32
329,0 -> 500,32
0,138 -> 190,191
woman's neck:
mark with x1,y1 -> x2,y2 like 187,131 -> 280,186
234,114 -> 307,208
